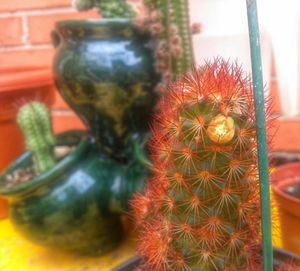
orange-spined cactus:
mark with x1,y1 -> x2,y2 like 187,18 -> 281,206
131,59 -> 264,270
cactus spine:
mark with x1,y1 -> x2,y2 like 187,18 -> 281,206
144,0 -> 194,81
74,0 -> 135,18
131,60 -> 263,271
17,102 -> 56,174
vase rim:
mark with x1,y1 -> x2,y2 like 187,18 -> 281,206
0,131 -> 90,197
55,18 -> 133,29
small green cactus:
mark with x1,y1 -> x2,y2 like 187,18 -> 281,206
74,0 -> 135,18
17,102 -> 56,174
74,0 -> 95,11
96,0 -> 135,18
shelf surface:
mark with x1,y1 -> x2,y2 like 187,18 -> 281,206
0,219 -> 135,271
0,195 -> 282,271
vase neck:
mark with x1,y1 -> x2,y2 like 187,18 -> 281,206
107,142 -> 149,214
55,19 -> 145,41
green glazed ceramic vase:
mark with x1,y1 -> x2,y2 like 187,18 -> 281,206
52,19 -> 160,159
0,131 -> 147,255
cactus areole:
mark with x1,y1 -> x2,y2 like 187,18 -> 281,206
131,60 -> 264,271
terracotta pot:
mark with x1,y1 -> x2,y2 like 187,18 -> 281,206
272,162 -> 300,255
0,66 -> 55,219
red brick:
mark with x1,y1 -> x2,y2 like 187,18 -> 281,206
28,10 -> 100,44
52,110 -> 85,134
0,17 -> 23,46
0,48 -> 55,69
0,0 -> 71,12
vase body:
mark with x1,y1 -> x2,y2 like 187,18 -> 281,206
53,19 -> 160,159
0,132 -> 147,255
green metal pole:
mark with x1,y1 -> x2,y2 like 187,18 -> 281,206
246,0 -> 273,270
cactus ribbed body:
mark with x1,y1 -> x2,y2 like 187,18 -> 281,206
144,0 -> 193,81
73,0 -> 95,11
74,0 -> 134,18
17,102 -> 56,173
132,60 -> 262,271
96,0 -> 134,18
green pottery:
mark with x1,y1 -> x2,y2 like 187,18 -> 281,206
0,131 -> 147,255
52,19 -> 160,159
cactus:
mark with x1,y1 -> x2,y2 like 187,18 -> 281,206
143,0 -> 194,82
73,0 -> 135,18
73,0 -> 95,11
131,60 -> 264,270
17,102 -> 56,174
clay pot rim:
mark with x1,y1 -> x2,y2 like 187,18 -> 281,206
0,66 -> 53,93
54,18 -> 149,40
0,131 -> 90,197
272,162 -> 300,204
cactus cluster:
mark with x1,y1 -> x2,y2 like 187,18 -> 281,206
17,102 -> 56,174
131,60 -> 263,270
143,0 -> 194,82
74,0 -> 135,18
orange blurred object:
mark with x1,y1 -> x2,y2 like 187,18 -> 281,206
272,163 -> 300,255
0,66 -> 55,219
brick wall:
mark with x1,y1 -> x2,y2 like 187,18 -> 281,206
0,0 -> 99,66
0,0 -> 100,133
